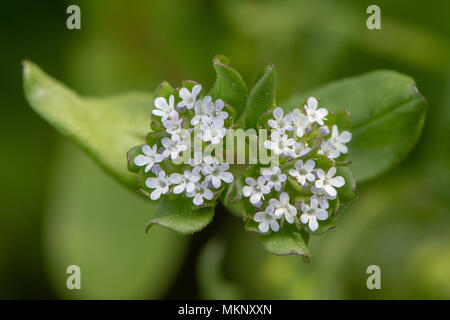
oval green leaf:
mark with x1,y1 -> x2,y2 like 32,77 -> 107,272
23,61 -> 151,190
244,64 -> 277,129
209,55 -> 248,119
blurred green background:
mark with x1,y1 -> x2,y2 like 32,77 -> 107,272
1,0 -> 449,299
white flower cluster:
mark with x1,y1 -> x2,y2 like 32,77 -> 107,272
132,84 -> 234,205
244,97 -> 352,233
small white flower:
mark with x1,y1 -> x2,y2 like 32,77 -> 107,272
186,181 -> 214,206
254,205 -> 279,233
304,97 -> 328,125
177,84 -> 201,110
263,131 -> 296,156
318,140 -> 340,159
161,134 -> 188,160
134,144 -> 164,173
269,192 -> 297,224
201,118 -> 226,145
311,186 -> 335,210
329,124 -> 352,154
145,170 -> 171,200
289,141 -> 312,158
261,166 -> 286,192
169,169 -> 201,194
315,167 -> 345,197
207,99 -> 228,121
291,108 -> 310,138
268,107 -> 293,134
289,159 -> 316,186
203,162 -> 234,189
242,176 -> 271,205
300,198 -> 328,232
152,95 -> 177,121
162,113 -> 183,135
191,96 -> 213,126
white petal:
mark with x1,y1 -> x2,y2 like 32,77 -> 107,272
250,193 -> 261,204
212,177 -> 221,189
269,198 -> 279,207
316,169 -> 325,179
258,221 -> 269,233
179,87 -> 190,99
185,183 -> 195,193
268,119 -> 278,129
310,198 -> 319,209
280,192 -> 289,203
300,213 -> 309,224
161,137 -> 171,148
304,159 -> 315,171
142,145 -> 151,155
144,164 -> 153,173
273,107 -> 283,120
331,125 -> 338,138
134,155 -> 150,166
336,144 -> 348,154
274,208 -> 284,218
219,172 -> 234,183
242,186 -> 253,197
319,198 -> 329,209
173,184 -> 185,194
193,84 -> 202,96
263,140 -> 272,150
193,194 -> 203,206
340,131 -> 352,143
316,209 -> 328,221
317,108 -> 328,118
307,97 -> 318,109
150,189 -> 162,200
269,220 -> 280,232
152,109 -> 164,117
324,185 -> 337,197
266,205 -> 275,214
204,189 -> 214,200
154,97 -> 167,109
285,213 -> 294,224
289,169 -> 299,177
331,176 -> 345,187
169,173 -> 183,184
254,212 -> 265,222
145,178 -> 158,188
308,217 -> 319,231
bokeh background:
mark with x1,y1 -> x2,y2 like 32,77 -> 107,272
1,0 -> 450,299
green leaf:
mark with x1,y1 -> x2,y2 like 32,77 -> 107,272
23,61 -> 151,190
244,64 -> 276,129
209,55 -> 248,119
45,141 -> 187,299
146,198 -> 215,235
284,70 -> 427,182
259,224 -> 310,261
